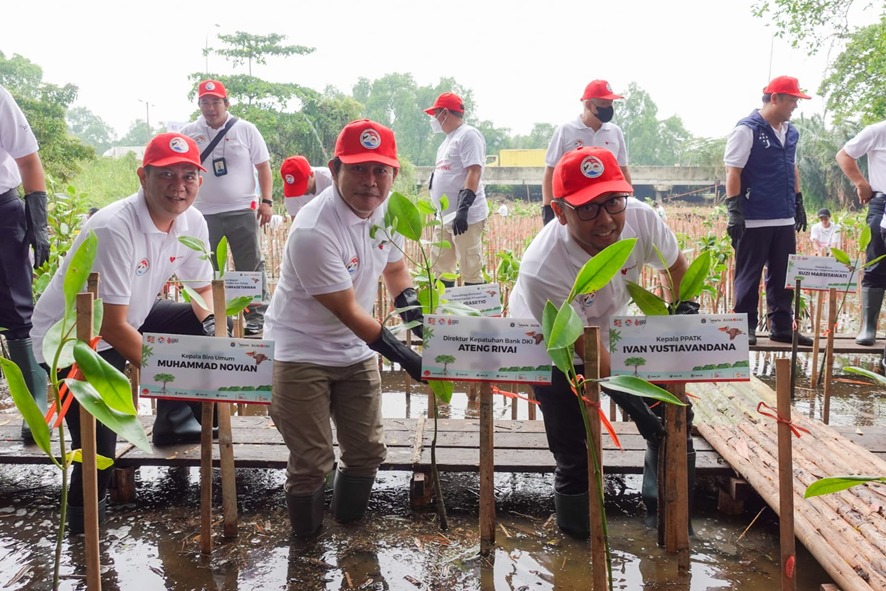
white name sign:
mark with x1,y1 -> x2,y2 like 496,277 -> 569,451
609,314 -> 750,382
421,315 -> 551,384
785,254 -> 856,291
140,333 -> 274,404
442,283 -> 502,316
224,271 -> 263,305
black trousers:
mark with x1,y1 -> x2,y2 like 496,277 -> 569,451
0,188 -> 35,340
864,194 -> 886,288
50,299 -> 205,506
733,224 -> 796,333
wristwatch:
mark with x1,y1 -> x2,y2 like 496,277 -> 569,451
261,199 -> 273,206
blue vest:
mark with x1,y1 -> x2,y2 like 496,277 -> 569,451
736,110 -> 798,221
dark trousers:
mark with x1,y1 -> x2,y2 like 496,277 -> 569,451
0,189 -> 35,340
50,299 -> 205,506
733,224 -> 796,333
864,194 -> 886,288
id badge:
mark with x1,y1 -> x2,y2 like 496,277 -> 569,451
213,157 -> 228,177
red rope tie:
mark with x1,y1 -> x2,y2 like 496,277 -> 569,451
756,401 -> 809,438
570,374 -> 622,450
491,385 -> 539,406
45,336 -> 103,428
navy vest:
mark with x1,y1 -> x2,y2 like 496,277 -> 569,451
736,110 -> 798,221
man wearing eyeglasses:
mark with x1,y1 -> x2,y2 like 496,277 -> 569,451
509,146 -> 691,538
180,79 -> 272,337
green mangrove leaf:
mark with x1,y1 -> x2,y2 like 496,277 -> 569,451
386,192 -> 423,241
63,231 -> 98,312
804,476 -> 886,498
416,198 -> 438,216
547,301 -> 584,351
843,365 -> 886,386
429,380 -> 453,405
66,449 -> 115,470
439,194 -> 450,211
626,281 -> 669,316
92,299 -> 104,338
182,284 -> 209,312
44,310 -> 77,369
178,235 -> 208,254
864,254 -> 886,269
67,379 -> 152,455
215,235 -> 229,278
73,342 -> 137,415
600,375 -> 687,406
860,225 -> 871,251
569,238 -> 637,301
831,248 -> 850,266
0,358 -> 51,456
547,346 -> 574,377
678,250 -> 711,302
226,296 -> 254,317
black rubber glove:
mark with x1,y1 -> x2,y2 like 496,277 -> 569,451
24,191 -> 50,268
725,196 -> 744,249
452,188 -> 476,236
394,287 -> 423,339
669,301 -> 700,315
794,191 -> 807,232
368,326 -> 424,382
542,204 -> 555,225
201,314 -> 232,337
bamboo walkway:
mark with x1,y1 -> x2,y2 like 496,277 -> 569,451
691,377 -> 886,591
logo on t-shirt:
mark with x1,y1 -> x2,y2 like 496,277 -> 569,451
574,140 -> 585,149
346,256 -> 359,275
580,292 -> 597,307
136,258 -> 150,276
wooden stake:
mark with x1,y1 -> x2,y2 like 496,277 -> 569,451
77,285 -> 101,590
662,383 -> 690,572
810,291 -> 824,385
213,280 -> 238,538
775,358 -> 797,591
479,381 -> 495,556
823,288 -> 837,424
583,327 -> 607,591
200,399 -> 213,555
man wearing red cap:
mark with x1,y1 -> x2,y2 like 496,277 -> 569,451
29,132 -> 218,533
541,80 -> 631,225
424,92 -> 488,286
837,119 -> 886,349
724,75 -> 811,346
509,146 -> 693,537
266,120 -> 424,537
279,155 -> 333,219
180,79 -> 272,336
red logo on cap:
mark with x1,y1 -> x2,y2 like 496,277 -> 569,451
581,156 -> 605,179
360,130 -> 381,150
284,174 -> 295,185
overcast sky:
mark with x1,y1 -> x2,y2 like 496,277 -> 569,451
3,0 -> 873,144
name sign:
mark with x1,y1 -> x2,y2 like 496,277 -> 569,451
785,255 -> 856,291
609,314 -> 750,382
140,333 -> 274,404
421,315 -> 551,384
442,283 -> 503,316
224,271 -> 263,305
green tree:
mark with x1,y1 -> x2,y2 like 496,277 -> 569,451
510,122 -> 557,149
795,113 -> 862,207
117,119 -> 164,147
819,18 -> 886,124
207,31 -> 314,76
618,82 -> 693,166
624,357 -> 647,376
751,0 -> 872,53
67,107 -> 116,154
153,373 -> 175,394
435,354 -> 456,376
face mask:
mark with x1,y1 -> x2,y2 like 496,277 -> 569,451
429,116 -> 444,134
594,105 -> 614,123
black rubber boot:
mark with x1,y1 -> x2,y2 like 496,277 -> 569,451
189,401 -> 219,439
642,440 -> 659,529
286,488 -> 325,538
330,470 -> 375,523
553,490 -> 590,538
152,400 -> 202,446
67,496 -> 107,535
6,338 -> 48,443
856,287 -> 884,345
440,280 -> 455,288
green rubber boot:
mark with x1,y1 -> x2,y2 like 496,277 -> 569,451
331,470 -> 375,523
856,287 -> 885,345
553,490 -> 590,539
286,488 -> 325,538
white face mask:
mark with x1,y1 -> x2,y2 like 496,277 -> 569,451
429,115 -> 444,134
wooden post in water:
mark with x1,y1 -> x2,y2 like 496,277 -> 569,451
582,327 -> 607,591
200,398 -> 213,554
661,382 -> 690,573
775,358 -> 797,591
823,288 -> 837,424
479,381 -> 495,556
213,280 -> 238,538
77,279 -> 101,590
810,291 -> 824,385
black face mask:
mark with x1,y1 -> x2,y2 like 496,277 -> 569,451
594,105 -> 614,123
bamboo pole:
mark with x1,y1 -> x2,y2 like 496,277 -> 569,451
775,358 -> 797,591
479,381 -> 495,556
810,291 -> 824,385
77,285 -> 101,591
823,288 -> 837,424
200,399 -> 213,554
213,280 -> 238,538
582,327 -> 607,591
662,383 -> 690,572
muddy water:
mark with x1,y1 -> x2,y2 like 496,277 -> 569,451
0,350 -> 882,590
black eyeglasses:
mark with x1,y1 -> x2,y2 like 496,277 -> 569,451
556,195 -> 628,221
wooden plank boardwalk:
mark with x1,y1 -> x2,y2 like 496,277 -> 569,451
750,333 -> 884,354
691,377 -> 886,591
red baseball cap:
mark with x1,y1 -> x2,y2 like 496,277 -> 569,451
762,76 -> 811,99
334,119 -> 399,168
581,80 -> 623,101
280,156 -> 313,197
553,147 -> 632,207
424,92 -> 465,115
198,79 -> 227,99
142,133 -> 206,171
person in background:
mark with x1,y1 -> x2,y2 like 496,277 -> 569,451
809,208 -> 841,256
280,155 -> 333,219
0,84 -> 49,443
541,80 -> 631,225
836,119 -> 886,347
425,92 -> 488,287
724,75 -> 811,346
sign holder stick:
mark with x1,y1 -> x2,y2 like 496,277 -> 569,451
212,279 -> 238,538
661,382 -> 690,572
775,357 -> 797,591
479,381 -> 495,556
823,288 -> 837,424
583,327 -> 608,590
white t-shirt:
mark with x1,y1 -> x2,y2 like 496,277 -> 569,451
430,123 -> 488,224
0,85 -> 39,193
180,113 -> 271,215
810,222 -> 841,252
264,185 -> 404,365
545,117 -> 628,168
842,121 -> 886,228
30,191 -> 212,363
284,166 -> 333,217
508,198 -> 680,347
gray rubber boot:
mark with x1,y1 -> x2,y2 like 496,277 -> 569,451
6,338 -> 49,442
553,490 -> 590,539
641,439 -> 660,528
439,279 -> 455,288
152,400 -> 202,446
856,287 -> 884,345
286,488 -> 325,537
67,495 -> 107,535
331,470 -> 376,523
